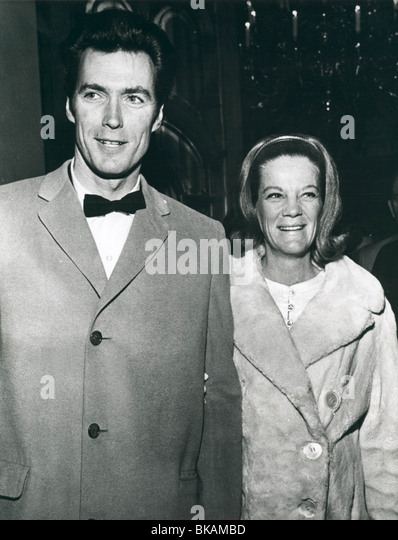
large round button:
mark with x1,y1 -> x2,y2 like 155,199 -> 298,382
88,424 -> 101,439
90,331 -> 103,346
325,391 -> 341,410
299,499 -> 317,519
303,442 -> 323,460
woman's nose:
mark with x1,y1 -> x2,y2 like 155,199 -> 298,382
282,197 -> 303,217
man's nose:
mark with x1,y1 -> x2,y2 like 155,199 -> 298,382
282,196 -> 302,217
102,99 -> 123,129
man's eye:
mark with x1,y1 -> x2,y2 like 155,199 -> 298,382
84,92 -> 100,100
127,95 -> 143,104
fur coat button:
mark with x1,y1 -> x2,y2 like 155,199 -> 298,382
299,499 -> 317,518
325,391 -> 341,410
303,442 -> 323,460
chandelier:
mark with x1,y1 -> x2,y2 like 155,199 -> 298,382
240,0 -> 398,124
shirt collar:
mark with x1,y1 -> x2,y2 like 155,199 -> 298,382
69,158 -> 141,209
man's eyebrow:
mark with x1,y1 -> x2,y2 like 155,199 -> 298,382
123,86 -> 153,99
78,83 -> 153,99
78,83 -> 107,94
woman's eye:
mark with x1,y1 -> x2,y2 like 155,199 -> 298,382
265,193 -> 283,200
302,192 -> 318,199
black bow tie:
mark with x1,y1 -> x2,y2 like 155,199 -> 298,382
83,191 -> 146,218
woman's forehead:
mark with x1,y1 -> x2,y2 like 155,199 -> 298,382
258,155 -> 320,181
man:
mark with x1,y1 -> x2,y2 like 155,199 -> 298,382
355,171 -> 398,272
0,11 -> 241,520
356,170 -> 398,321
371,173 -> 398,322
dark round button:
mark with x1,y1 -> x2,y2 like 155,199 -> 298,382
90,331 -> 103,346
325,391 -> 341,410
88,423 -> 101,439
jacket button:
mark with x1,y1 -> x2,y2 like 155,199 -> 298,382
303,442 -> 323,460
299,499 -> 317,519
325,391 -> 341,410
88,424 -> 101,439
90,331 -> 103,346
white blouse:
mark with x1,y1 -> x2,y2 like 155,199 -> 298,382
264,270 -> 326,329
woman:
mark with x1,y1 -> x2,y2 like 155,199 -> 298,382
228,134 -> 398,520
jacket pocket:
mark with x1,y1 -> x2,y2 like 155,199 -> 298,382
0,460 -> 29,500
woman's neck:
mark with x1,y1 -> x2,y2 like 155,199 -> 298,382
259,247 -> 320,286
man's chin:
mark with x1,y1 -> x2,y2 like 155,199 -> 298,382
91,163 -> 138,180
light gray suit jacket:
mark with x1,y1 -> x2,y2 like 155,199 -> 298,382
0,161 -> 242,520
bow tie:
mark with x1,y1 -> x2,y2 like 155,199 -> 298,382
83,191 -> 146,218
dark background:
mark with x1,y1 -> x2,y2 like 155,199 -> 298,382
0,0 -> 397,244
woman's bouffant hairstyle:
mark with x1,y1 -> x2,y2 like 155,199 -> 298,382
229,134 -> 346,267
63,10 -> 176,109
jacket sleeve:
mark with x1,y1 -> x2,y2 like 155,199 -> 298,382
197,222 -> 242,520
359,299 -> 398,520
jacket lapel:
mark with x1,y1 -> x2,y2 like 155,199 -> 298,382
231,252 -> 326,439
290,257 -> 385,369
37,161 -> 108,297
95,177 -> 170,314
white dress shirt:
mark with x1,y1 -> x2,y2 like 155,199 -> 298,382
70,163 -> 140,279
265,270 -> 325,329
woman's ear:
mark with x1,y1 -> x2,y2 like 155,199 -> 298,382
257,243 -> 266,258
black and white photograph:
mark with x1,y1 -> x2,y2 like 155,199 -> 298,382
0,0 -> 397,522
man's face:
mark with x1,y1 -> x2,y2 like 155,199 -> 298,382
66,49 -> 163,180
388,177 -> 398,224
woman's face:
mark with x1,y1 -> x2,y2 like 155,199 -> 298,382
256,155 -> 323,259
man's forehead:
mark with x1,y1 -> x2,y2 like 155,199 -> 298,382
78,48 -> 155,87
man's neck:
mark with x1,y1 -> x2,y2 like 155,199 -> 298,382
72,152 -> 141,200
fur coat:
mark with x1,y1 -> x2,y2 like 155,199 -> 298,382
230,250 -> 398,520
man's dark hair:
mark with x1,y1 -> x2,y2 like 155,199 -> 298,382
63,10 -> 176,107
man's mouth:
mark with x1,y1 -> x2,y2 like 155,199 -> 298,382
96,139 -> 127,147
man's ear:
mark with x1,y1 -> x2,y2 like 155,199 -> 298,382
388,200 -> 395,219
66,98 -> 76,124
151,105 -> 164,133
